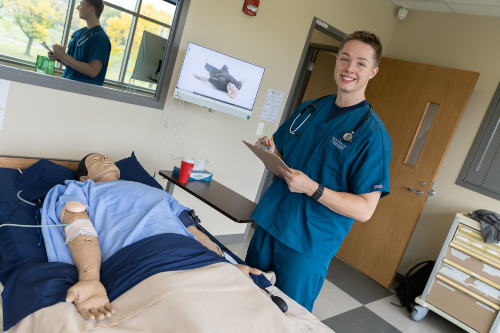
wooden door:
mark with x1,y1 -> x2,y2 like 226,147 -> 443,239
335,58 -> 479,288
301,54 -> 479,287
301,50 -> 338,102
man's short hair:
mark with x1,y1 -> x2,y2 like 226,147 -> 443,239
76,153 -> 94,181
338,31 -> 382,67
85,0 -> 104,18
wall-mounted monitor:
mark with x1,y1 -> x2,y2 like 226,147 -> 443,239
174,42 -> 265,119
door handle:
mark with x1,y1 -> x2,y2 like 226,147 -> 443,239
424,182 -> 436,202
408,188 -> 423,196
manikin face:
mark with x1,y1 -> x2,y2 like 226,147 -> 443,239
77,0 -> 93,20
227,83 -> 239,98
80,153 -> 120,182
334,40 -> 379,96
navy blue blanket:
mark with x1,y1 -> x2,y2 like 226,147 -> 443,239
2,233 -> 232,331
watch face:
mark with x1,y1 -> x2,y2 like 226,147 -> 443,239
342,132 -> 353,142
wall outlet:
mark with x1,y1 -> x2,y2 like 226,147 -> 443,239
256,122 -> 264,135
262,123 -> 274,138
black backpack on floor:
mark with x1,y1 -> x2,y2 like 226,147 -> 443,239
392,260 -> 435,313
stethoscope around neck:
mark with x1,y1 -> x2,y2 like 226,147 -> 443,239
289,95 -> 373,143
72,26 -> 103,47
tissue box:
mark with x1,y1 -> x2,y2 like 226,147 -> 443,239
173,166 -> 213,182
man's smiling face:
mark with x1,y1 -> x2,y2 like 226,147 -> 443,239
334,40 -> 379,95
80,153 -> 120,182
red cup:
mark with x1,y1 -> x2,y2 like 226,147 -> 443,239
178,158 -> 195,183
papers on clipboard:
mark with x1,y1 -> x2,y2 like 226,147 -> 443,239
39,41 -> 53,53
242,140 -> 292,179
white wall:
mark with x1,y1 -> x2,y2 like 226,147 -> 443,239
0,0 -> 397,236
384,11 -> 500,274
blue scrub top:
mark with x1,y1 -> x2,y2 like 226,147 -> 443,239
62,26 -> 111,86
251,95 -> 392,261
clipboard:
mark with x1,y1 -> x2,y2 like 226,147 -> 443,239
242,140 -> 293,179
39,41 -> 53,53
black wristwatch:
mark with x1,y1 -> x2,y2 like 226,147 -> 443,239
311,184 -> 324,201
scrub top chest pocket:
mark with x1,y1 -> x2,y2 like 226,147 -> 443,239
305,130 -> 349,193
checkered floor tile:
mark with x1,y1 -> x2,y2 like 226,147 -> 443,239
225,227 -> 468,333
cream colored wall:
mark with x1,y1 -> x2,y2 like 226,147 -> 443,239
0,0 -> 397,236
384,11 -> 500,274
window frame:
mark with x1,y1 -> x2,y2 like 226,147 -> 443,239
0,0 -> 189,110
457,81 -> 500,201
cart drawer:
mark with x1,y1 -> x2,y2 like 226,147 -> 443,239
437,261 -> 500,305
427,276 -> 498,333
454,232 -> 487,254
446,244 -> 500,286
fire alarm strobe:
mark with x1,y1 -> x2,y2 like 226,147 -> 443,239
243,0 -> 260,16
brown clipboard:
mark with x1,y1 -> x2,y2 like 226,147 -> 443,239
242,140 -> 292,179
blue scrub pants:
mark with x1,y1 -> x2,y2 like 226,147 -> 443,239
245,226 -> 330,312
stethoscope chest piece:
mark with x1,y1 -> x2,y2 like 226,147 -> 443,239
341,132 -> 354,143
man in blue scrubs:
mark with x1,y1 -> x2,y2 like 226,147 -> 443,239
49,0 -> 111,86
246,31 -> 392,312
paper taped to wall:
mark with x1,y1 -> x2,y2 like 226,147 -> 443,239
0,79 -> 10,130
260,89 -> 285,122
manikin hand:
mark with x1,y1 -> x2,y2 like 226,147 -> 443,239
66,280 -> 116,320
278,166 -> 317,196
235,264 -> 262,281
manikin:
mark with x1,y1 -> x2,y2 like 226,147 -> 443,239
53,153 -> 261,320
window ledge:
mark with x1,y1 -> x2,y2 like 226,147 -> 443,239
0,54 -> 155,97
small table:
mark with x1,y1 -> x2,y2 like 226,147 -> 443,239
159,170 -> 256,223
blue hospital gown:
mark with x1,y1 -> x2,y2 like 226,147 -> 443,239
41,180 -> 197,264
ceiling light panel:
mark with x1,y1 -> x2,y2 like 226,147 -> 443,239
391,1 -> 455,12
448,4 -> 500,15
444,0 -> 500,5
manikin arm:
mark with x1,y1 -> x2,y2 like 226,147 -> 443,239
187,226 -> 261,280
61,202 -> 116,320
193,73 -> 209,82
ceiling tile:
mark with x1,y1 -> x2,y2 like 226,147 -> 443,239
448,3 -> 500,16
391,1 -> 455,12
444,0 -> 500,5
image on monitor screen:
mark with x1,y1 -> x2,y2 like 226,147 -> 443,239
175,43 -> 265,115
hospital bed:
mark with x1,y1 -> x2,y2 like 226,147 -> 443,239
0,154 -> 333,333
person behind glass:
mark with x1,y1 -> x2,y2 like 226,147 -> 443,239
48,0 -> 111,86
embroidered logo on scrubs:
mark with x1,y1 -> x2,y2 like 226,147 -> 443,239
374,185 -> 383,189
331,137 -> 347,150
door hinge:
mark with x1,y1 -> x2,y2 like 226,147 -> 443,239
307,62 -> 314,71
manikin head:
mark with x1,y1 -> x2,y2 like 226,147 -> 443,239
334,31 -> 382,97
77,0 -> 104,20
227,82 -> 239,98
76,153 -> 120,183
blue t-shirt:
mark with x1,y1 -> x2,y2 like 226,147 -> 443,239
252,95 -> 392,261
326,99 -> 369,122
62,26 -> 111,86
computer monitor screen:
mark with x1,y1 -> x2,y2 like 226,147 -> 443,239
175,43 -> 265,118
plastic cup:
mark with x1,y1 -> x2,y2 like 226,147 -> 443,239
178,158 -> 195,183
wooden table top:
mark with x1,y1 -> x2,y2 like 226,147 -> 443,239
159,170 -> 256,223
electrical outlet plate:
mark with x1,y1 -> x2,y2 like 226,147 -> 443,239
262,123 -> 274,137
256,122 -> 264,135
